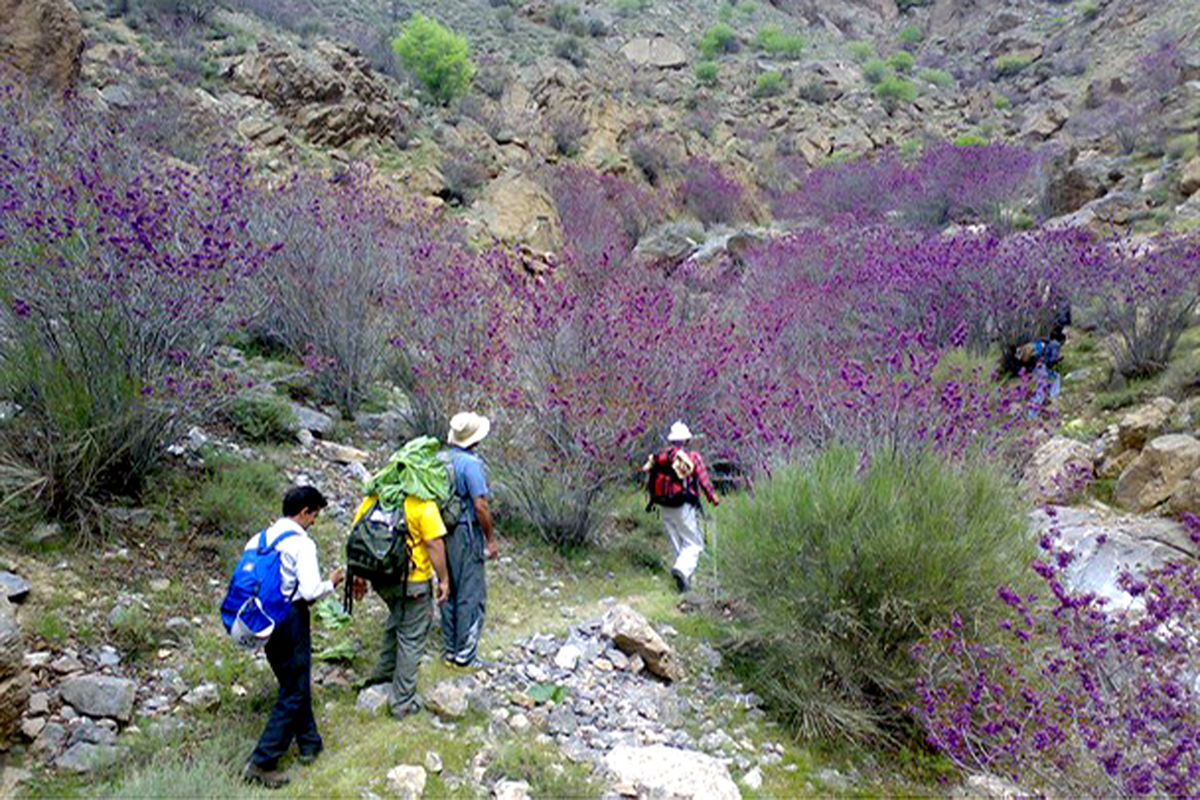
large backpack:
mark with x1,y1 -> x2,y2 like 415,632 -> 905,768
646,448 -> 699,510
343,498 -> 411,613
220,529 -> 298,649
343,446 -> 467,613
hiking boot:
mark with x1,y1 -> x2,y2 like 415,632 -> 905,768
460,657 -> 500,670
390,698 -> 423,720
671,568 -> 689,593
297,747 -> 322,766
242,761 -> 290,789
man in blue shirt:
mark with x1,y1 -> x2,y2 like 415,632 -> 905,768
442,412 -> 499,667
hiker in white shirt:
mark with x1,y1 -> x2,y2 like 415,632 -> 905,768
242,486 -> 344,789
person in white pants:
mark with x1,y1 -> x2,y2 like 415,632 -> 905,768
642,422 -> 721,592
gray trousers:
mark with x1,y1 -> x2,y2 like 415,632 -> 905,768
368,580 -> 432,714
441,524 -> 486,665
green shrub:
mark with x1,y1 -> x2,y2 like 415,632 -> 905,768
898,24 -> 924,46
993,94 -> 1012,110
695,60 -> 720,86
554,35 -> 587,67
192,454 -> 282,538
862,57 -> 889,84
753,71 -> 786,98
735,1 -> 758,20
953,133 -> 989,146
699,24 -> 739,59
716,448 -> 1031,741
797,79 -> 829,104
876,75 -> 917,111
1076,0 -> 1100,21
393,14 -> 476,105
613,0 -> 650,16
717,1 -> 734,23
888,50 -> 915,73
992,52 -> 1034,78
548,3 -> 580,30
848,40 -> 875,62
108,602 -> 158,660
224,393 -> 296,444
756,25 -> 804,59
917,67 -> 954,87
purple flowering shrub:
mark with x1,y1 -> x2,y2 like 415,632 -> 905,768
1088,235 -> 1200,379
0,90 -> 267,529
676,157 -> 751,228
777,142 -> 1039,231
547,166 -> 666,268
249,171 -> 461,414
915,513 -> 1200,796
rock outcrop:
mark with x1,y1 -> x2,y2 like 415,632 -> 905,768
1021,436 -> 1093,503
620,37 -> 688,70
0,0 -> 84,94
473,173 -> 564,254
1118,397 -> 1177,452
1114,434 -> 1200,512
230,40 -> 406,148
0,597 -> 29,749
58,675 -> 137,723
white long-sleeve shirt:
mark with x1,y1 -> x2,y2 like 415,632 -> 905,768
243,517 -> 334,603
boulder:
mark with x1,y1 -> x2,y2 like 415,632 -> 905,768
356,685 -> 390,716
1118,397 -> 1177,452
1033,506 -> 1197,610
472,173 -> 563,254
601,605 -> 683,682
1168,468 -> 1200,515
1180,156 -> 1200,198
426,681 -> 469,719
54,741 -> 123,774
313,441 -> 370,465
620,37 -> 688,69
1045,192 -> 1151,238
0,0 -> 84,94
1114,435 -> 1200,512
604,745 -> 741,800
553,644 -> 581,671
290,404 -> 334,436
0,572 -> 30,604
951,774 -> 1028,800
386,764 -> 426,800
494,780 -> 532,800
181,683 -> 220,712
1020,436 -> 1093,503
0,596 -> 29,748
59,675 -> 136,723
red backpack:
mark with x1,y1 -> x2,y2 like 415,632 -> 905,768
646,448 -> 698,509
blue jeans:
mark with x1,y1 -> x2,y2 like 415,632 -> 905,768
251,602 -> 321,768
441,524 -> 486,665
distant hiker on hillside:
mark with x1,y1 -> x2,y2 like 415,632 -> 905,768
642,421 -> 720,593
242,486 -> 344,789
349,437 -> 453,719
442,412 -> 500,668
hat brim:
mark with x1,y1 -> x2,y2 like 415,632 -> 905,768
448,416 -> 491,448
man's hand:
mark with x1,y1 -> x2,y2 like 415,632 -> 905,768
435,579 -> 450,606
352,576 -> 369,601
486,538 -> 500,561
330,566 -> 345,588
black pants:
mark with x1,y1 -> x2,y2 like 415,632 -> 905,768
250,601 -> 321,768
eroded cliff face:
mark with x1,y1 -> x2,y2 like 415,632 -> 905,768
0,0 -> 85,94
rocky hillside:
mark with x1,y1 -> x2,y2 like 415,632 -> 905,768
6,0 -> 1199,254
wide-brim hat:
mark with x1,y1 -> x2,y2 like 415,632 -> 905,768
447,411 -> 491,448
667,421 -> 693,442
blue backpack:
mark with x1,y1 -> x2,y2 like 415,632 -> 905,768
220,529 -> 298,648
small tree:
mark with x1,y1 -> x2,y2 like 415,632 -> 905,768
876,76 -> 917,112
393,14 -> 476,105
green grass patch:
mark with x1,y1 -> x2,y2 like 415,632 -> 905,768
191,453 -> 284,539
993,52 -> 1034,78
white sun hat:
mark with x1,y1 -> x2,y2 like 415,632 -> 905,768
667,421 -> 693,442
447,411 -> 491,448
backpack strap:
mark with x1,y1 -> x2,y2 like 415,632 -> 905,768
258,528 -> 299,555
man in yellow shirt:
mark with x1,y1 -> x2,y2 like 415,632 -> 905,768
353,495 -> 450,718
